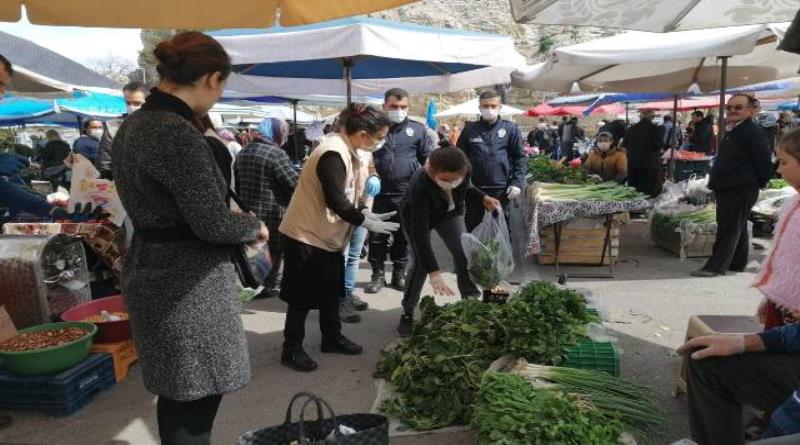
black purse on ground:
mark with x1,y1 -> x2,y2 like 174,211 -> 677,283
236,392 -> 389,445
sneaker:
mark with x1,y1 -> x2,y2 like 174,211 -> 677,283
281,347 -> 318,372
339,300 -> 361,323
351,294 -> 369,311
321,335 -> 363,355
396,314 -> 414,337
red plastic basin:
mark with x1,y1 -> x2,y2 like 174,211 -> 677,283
61,295 -> 132,343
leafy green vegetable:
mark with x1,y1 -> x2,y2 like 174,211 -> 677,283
468,239 -> 505,288
650,206 -> 715,245
512,362 -> 665,444
472,372 -> 624,445
768,178 -> 789,189
377,282 -> 597,430
527,155 -> 591,184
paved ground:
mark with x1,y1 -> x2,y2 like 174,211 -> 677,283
0,219 -> 765,445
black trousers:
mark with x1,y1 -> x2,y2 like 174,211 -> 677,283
703,186 -> 759,273
688,353 -> 800,445
465,188 -> 508,233
368,196 -> 408,271
627,167 -> 661,197
157,395 -> 223,445
283,300 -> 341,350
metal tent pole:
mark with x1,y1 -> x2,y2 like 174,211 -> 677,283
291,99 -> 300,162
343,58 -> 353,105
625,102 -> 630,124
669,94 -> 679,180
717,56 -> 729,150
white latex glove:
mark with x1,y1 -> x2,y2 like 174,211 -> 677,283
676,334 -> 745,360
506,186 -> 521,200
362,209 -> 397,221
429,272 -> 454,296
362,211 -> 400,235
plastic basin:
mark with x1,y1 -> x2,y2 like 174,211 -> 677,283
0,322 -> 97,375
61,295 -> 131,343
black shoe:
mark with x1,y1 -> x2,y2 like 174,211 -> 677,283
390,270 -> 406,291
691,269 -> 722,278
321,336 -> 363,355
339,300 -> 361,324
281,347 -> 318,372
350,294 -> 369,311
365,272 -> 385,294
267,288 -> 281,299
397,314 -> 414,337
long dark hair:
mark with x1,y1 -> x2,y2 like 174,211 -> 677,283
337,103 -> 391,136
428,147 -> 470,175
154,32 -> 232,85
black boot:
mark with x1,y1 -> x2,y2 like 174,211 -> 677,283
390,267 -> 406,291
281,347 -> 318,372
365,267 -> 385,294
321,335 -> 363,355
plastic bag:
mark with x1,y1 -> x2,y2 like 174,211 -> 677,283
460,210 -> 515,288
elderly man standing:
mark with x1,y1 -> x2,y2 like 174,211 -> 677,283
692,94 -> 772,278
623,109 -> 663,197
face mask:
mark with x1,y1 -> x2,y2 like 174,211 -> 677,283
126,104 -> 141,115
480,108 -> 499,122
598,142 -> 612,151
89,129 -> 103,139
361,138 -> 385,152
387,109 -> 407,124
538,123 -> 547,129
436,177 -> 463,190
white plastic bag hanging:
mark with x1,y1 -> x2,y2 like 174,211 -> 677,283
460,210 -> 515,288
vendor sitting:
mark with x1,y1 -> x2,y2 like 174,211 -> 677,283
584,131 -> 627,183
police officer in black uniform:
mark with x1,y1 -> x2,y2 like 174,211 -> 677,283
366,88 -> 433,293
457,90 -> 526,232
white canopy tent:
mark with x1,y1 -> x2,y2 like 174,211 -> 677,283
434,98 -> 525,119
209,103 -> 319,126
215,18 -> 526,101
511,23 -> 797,94
509,0 -> 798,33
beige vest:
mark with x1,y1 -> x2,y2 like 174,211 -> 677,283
279,133 -> 361,252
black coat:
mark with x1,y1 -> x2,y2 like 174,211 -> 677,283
623,119 -> 662,169
708,119 -> 772,192
689,118 -> 714,153
373,119 -> 432,197
457,118 -> 526,190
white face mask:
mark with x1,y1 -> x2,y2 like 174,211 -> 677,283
126,104 -> 141,115
89,129 -> 103,139
598,142 -> 612,152
436,177 -> 463,190
386,109 -> 407,124
480,107 -> 499,122
361,138 -> 385,152
538,123 -> 547,129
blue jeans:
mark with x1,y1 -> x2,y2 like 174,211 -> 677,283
343,226 -> 368,300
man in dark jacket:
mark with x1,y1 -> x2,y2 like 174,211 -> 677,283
457,90 -> 526,232
528,119 -> 556,157
692,94 -> 772,278
689,111 -> 714,153
366,88 -> 433,293
559,116 -> 585,160
623,110 -> 662,197
96,82 -> 149,179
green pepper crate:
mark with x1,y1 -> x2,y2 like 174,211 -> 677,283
563,340 -> 620,377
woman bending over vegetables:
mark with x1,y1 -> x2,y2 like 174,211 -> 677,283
396,148 -> 501,337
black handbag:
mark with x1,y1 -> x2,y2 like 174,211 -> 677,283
226,189 -> 270,289
236,392 -> 389,445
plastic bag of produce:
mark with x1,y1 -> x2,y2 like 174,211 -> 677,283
461,210 -> 515,288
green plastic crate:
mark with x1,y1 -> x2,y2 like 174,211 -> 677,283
563,340 -> 620,377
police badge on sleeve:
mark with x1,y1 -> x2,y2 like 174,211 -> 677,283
497,128 -> 507,138
406,127 -> 414,137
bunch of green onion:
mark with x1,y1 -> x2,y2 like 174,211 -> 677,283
533,182 -> 648,202
510,360 -> 666,444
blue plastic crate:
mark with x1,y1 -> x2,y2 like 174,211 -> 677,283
0,353 -> 115,416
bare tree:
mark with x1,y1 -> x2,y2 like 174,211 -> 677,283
85,55 -> 137,85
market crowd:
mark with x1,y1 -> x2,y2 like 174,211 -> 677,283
2,28 -> 800,445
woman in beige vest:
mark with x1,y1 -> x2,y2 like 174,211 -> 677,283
279,104 -> 400,372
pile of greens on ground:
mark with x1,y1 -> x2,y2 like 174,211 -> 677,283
533,182 -> 648,202
527,155 -> 590,184
650,206 -> 715,244
472,372 -> 625,445
768,178 -> 789,189
376,282 -> 598,430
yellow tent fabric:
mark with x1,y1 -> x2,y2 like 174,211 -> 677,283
0,0 -> 417,28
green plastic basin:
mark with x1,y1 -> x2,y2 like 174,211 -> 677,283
0,322 -> 97,376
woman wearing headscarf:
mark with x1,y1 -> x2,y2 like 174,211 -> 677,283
218,128 -> 243,159
235,118 -> 299,299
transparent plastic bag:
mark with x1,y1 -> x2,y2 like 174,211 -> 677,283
460,210 -> 515,289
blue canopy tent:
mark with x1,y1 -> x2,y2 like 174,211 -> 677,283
213,18 -> 525,103
0,91 -> 125,127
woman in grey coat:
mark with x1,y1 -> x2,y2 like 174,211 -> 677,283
112,32 -> 267,445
